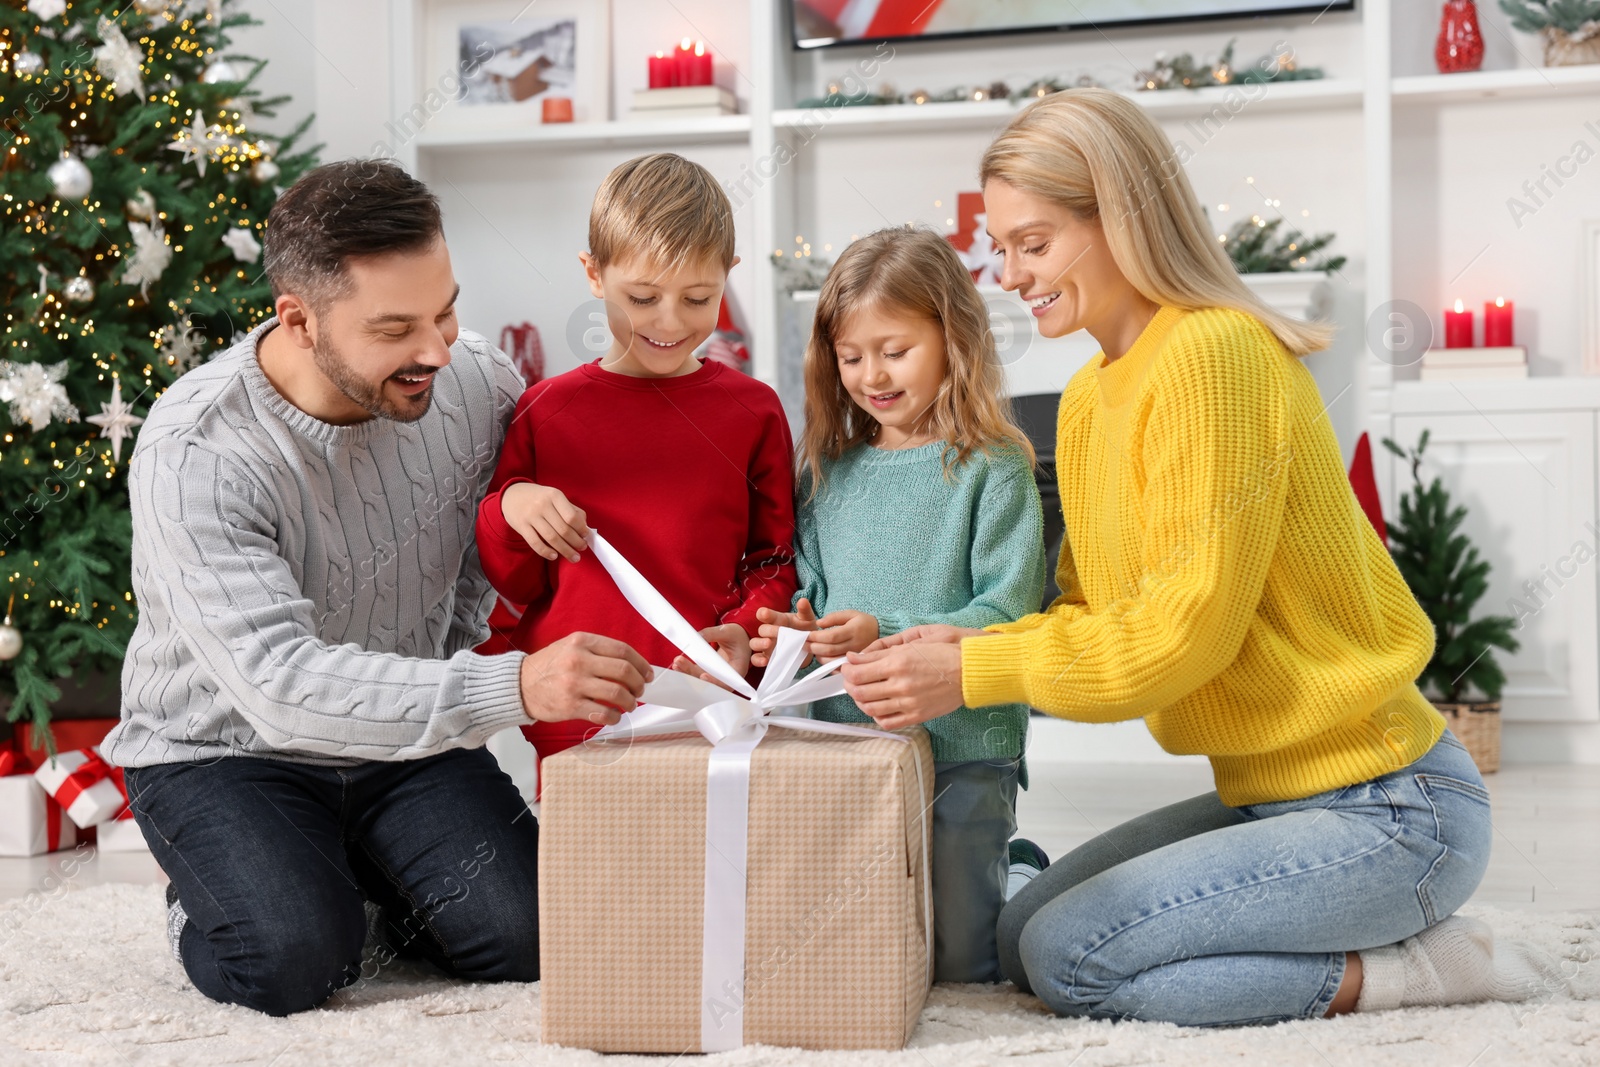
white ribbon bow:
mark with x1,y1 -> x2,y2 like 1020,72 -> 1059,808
580,531 -> 923,1052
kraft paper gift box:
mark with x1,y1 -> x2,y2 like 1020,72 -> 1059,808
538,532 -> 935,1053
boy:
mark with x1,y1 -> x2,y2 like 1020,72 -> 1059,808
475,153 -> 798,764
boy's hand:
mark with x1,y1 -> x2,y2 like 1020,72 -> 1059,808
751,599 -> 818,667
670,623 -> 753,686
808,611 -> 879,660
501,481 -> 590,563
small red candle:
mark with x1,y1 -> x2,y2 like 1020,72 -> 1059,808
673,37 -> 695,87
1443,298 -> 1473,348
648,51 -> 674,89
1484,297 -> 1514,346
541,96 -> 573,123
692,41 -> 713,86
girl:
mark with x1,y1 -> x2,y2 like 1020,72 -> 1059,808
752,227 -> 1048,984
840,89 -> 1564,1024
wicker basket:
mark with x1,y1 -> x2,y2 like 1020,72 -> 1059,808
1542,24 -> 1600,67
1433,701 -> 1501,774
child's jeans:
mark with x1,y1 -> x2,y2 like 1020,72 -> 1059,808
996,729 -> 1491,1026
931,758 -> 1021,983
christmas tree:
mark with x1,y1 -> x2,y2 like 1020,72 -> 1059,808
0,0 -> 316,743
1383,431 -> 1520,704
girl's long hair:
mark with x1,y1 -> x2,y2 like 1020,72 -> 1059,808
980,87 -> 1334,356
798,226 -> 1034,496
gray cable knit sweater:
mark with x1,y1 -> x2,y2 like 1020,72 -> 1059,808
102,319 -> 531,768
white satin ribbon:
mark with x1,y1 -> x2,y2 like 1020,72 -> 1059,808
583,531 -> 919,1052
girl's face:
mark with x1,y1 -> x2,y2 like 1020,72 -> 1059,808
581,251 -> 737,377
983,178 -> 1126,340
832,304 -> 946,449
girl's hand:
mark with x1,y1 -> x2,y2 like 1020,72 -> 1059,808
671,623 -> 753,684
808,611 -> 879,660
859,624 -> 986,653
751,599 -> 818,667
501,482 -> 590,563
841,641 -> 964,730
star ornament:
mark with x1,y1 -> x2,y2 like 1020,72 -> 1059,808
166,111 -> 212,175
94,17 -> 146,99
86,377 -> 144,463
222,226 -> 261,263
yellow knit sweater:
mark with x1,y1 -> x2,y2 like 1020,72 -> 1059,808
963,306 -> 1444,806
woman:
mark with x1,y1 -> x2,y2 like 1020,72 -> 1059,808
839,88 -> 1562,1026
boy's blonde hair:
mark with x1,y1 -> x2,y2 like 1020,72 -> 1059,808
980,88 -> 1333,356
799,227 -> 1034,496
588,153 -> 735,274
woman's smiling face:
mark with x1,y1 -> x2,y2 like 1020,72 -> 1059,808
983,178 -> 1127,341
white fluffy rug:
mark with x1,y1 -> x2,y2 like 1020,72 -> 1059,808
0,884 -> 1594,1066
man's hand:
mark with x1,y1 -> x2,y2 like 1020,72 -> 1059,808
670,623 -> 753,685
807,610 -> 879,660
519,632 -> 651,726
751,598 -> 818,667
841,640 -> 965,730
501,481 -> 590,563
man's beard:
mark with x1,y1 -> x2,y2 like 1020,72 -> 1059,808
312,335 -> 434,423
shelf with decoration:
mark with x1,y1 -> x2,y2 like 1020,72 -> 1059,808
1392,62 -> 1600,104
412,114 -> 752,152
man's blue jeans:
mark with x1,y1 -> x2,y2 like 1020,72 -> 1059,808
124,746 -> 541,1016
999,730 -> 1492,1025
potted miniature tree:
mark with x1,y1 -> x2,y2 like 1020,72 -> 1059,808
1383,431 -> 1520,772
1500,0 -> 1600,67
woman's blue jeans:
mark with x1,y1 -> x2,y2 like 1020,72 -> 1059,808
999,730 -> 1492,1026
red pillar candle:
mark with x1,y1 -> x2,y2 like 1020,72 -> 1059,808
1484,297 -> 1514,346
673,37 -> 695,87
692,41 -> 713,86
648,51 -> 674,89
1443,299 -> 1474,348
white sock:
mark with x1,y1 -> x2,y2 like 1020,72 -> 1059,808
165,896 -> 188,964
1005,861 -> 1039,901
1355,915 -> 1568,1012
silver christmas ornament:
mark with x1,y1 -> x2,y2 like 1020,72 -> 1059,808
0,619 -> 21,661
48,154 -> 93,200
126,188 -> 156,221
201,59 -> 239,83
62,275 -> 95,304
14,52 -> 45,77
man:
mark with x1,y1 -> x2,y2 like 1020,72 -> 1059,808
103,159 -> 650,1016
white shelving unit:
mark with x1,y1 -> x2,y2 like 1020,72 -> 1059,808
385,0 -> 1600,756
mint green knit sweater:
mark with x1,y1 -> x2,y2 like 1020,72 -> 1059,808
796,440 -> 1046,764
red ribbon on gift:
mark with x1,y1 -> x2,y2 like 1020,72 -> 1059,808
54,750 -> 121,816
0,740 -> 19,778
5,740 -> 69,851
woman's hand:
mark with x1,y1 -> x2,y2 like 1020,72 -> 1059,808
751,599 -> 818,667
500,481 -> 590,563
841,640 -> 965,730
808,610 -> 879,660
859,624 -> 987,653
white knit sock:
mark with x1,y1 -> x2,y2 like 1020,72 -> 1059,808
1005,862 -> 1039,901
1355,915 -> 1568,1012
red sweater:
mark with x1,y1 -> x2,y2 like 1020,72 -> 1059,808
476,360 -> 799,747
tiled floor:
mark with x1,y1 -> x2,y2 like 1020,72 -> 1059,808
3,762 -> 1596,913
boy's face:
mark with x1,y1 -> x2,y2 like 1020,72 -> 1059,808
581,251 -> 737,378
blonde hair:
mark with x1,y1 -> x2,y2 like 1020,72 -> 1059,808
588,153 -> 735,273
799,227 -> 1034,495
980,88 -> 1333,356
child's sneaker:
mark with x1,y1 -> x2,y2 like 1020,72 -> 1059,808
1006,838 -> 1050,900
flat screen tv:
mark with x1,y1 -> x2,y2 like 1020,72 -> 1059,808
791,1 -> 1357,49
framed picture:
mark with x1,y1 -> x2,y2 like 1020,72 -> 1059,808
1585,220 -> 1600,374
422,0 -> 609,127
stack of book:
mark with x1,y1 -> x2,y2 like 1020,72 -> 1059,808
1419,345 -> 1528,381
628,85 -> 737,121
